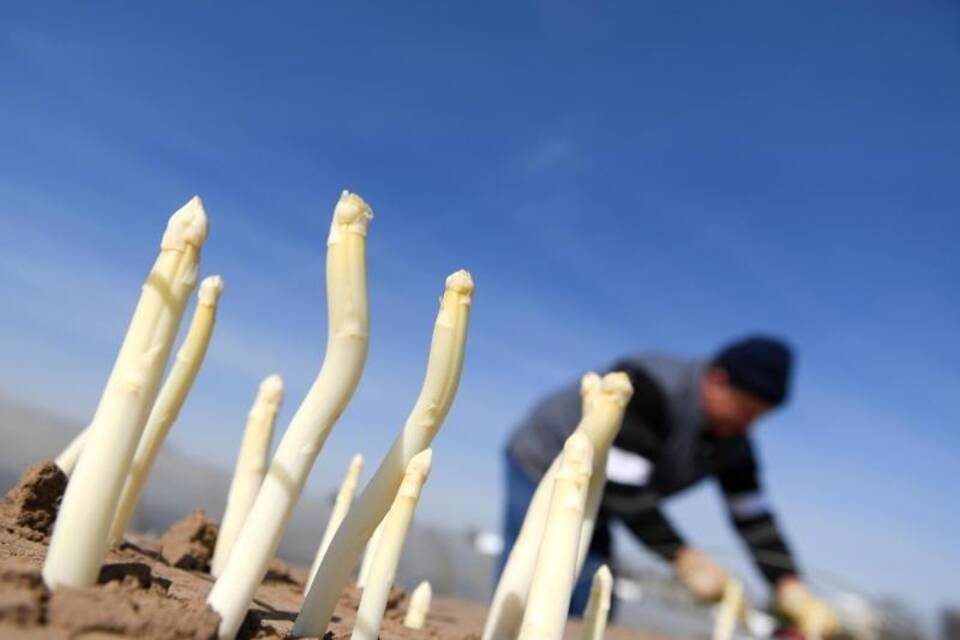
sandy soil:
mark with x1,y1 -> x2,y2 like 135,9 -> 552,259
0,462 -> 658,640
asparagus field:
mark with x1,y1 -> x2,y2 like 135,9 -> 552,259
0,192 -> 655,639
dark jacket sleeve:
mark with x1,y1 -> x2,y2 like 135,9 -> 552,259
716,439 -> 799,585
602,481 -> 686,561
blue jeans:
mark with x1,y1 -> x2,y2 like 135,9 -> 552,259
495,451 -> 612,617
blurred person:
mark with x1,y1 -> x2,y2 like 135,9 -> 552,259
500,335 -> 838,634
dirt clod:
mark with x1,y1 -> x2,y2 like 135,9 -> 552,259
1,461 -> 67,541
264,558 -> 300,585
48,580 -> 219,640
160,510 -> 218,571
0,562 -> 46,626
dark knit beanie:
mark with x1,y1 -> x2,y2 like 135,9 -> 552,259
712,335 -> 793,405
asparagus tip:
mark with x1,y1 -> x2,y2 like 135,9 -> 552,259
600,371 -> 634,404
445,269 -> 474,295
580,371 -> 602,397
258,374 -> 285,404
162,195 -> 208,250
335,191 -> 374,227
198,275 -> 225,305
596,563 -> 613,585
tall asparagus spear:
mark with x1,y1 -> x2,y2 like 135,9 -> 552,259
108,274 -> 224,546
484,371 -> 632,640
210,374 -> 285,577
305,453 -> 364,592
207,192 -> 372,640
293,270 -> 474,638
43,197 -> 208,588
352,449 -> 433,640
576,372 -> 633,569
517,431 -> 594,640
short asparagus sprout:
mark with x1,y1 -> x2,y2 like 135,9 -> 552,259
484,371 -> 632,640
108,275 -> 225,546
305,453 -> 365,592
352,449 -> 433,640
713,578 -> 746,640
403,580 -> 432,630
210,374 -> 285,577
207,191 -> 372,640
43,197 -> 208,589
517,432 -> 594,640
55,428 -> 89,476
356,514 -> 386,589
293,269 -> 474,638
580,565 -> 612,640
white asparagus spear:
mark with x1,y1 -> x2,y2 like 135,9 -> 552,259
356,513 -> 385,589
484,371 -> 632,640
403,580 -> 432,630
576,372 -> 633,571
43,197 -> 207,589
207,192 -> 372,640
305,453 -> 364,592
517,431 -> 594,640
580,565 -> 613,640
108,275 -> 224,546
55,196 -> 207,476
352,449 -> 433,640
55,428 -> 89,476
293,269 -> 474,637
713,578 -> 746,640
210,374 -> 285,577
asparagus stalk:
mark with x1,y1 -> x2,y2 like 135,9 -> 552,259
580,565 -> 613,640
576,372 -> 633,570
210,374 -> 285,577
55,428 -> 89,476
403,580 -> 432,630
484,371 -> 632,640
352,449 -> 433,640
42,197 -> 208,589
713,578 -> 746,640
108,275 -> 224,546
305,453 -> 364,592
293,269 -> 474,638
207,192 -> 372,640
517,431 -> 594,640
356,513 -> 385,589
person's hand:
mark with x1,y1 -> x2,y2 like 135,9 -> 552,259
673,546 -> 730,602
776,577 -> 840,638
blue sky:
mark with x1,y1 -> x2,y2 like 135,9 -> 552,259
1,0 -> 957,626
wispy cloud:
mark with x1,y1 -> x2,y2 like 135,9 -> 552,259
518,133 -> 587,175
